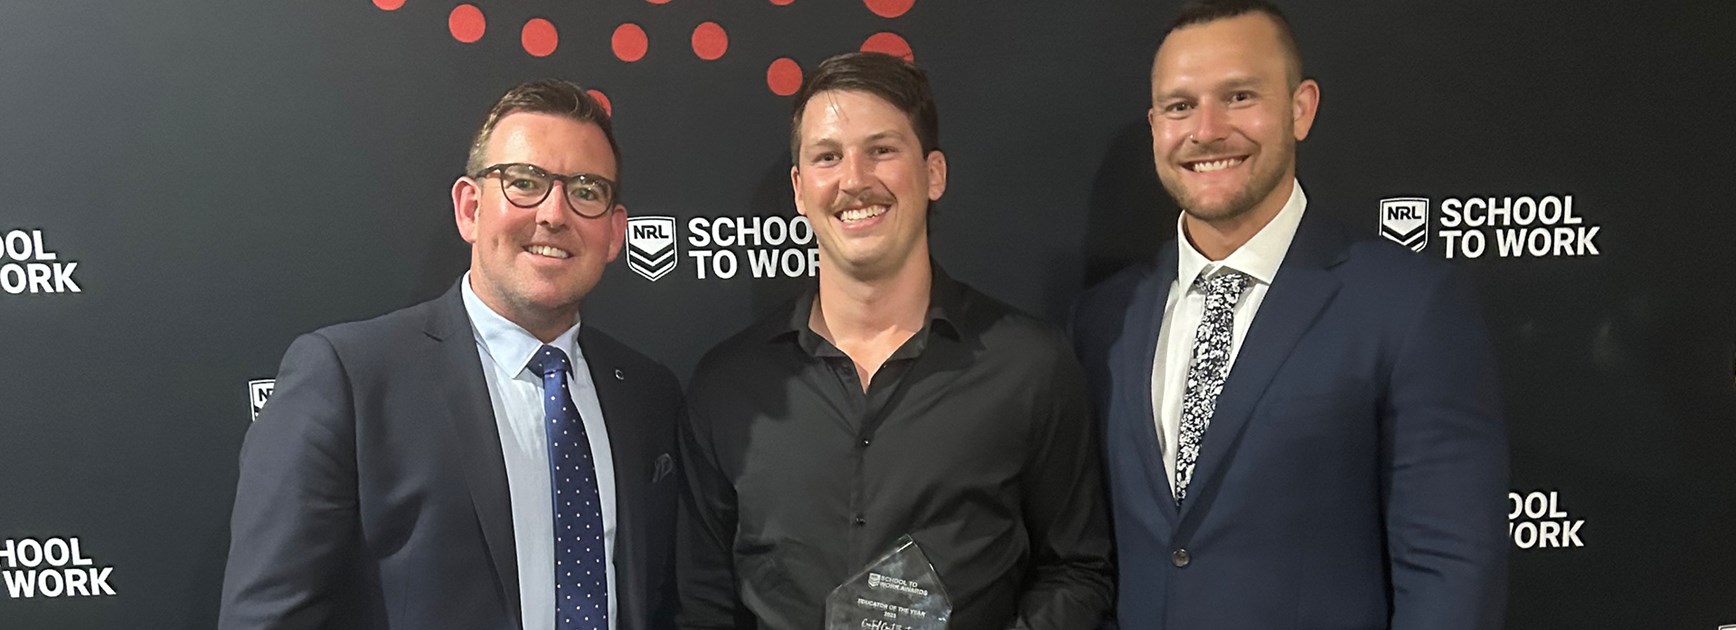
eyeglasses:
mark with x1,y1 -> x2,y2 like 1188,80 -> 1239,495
472,162 -> 619,218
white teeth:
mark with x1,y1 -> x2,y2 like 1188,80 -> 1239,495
527,245 -> 571,259
1190,158 -> 1244,172
839,205 -> 888,223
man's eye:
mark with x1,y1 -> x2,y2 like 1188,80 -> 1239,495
508,178 -> 544,192
571,183 -> 603,201
1165,102 -> 1192,113
813,152 -> 840,164
1230,91 -> 1254,102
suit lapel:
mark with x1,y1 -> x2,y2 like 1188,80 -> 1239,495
1179,215 -> 1348,523
1124,248 -> 1182,524
426,284 -> 523,627
579,328 -> 644,630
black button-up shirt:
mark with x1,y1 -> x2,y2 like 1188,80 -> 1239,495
677,268 -> 1113,630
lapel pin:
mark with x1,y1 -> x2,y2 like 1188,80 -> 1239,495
614,369 -> 625,381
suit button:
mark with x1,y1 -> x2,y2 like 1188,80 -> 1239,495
852,515 -> 867,527
1170,548 -> 1191,568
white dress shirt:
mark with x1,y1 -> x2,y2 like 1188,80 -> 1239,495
1152,180 -> 1307,492
461,273 -> 618,630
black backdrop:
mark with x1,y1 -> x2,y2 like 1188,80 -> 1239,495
3,1 -> 1734,628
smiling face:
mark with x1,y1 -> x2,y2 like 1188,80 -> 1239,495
791,89 -> 946,282
452,111 -> 626,340
1150,12 -> 1317,228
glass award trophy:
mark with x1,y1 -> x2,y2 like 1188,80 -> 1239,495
824,535 -> 952,630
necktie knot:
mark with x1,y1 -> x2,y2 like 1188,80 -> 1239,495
528,345 -> 572,380
1195,270 -> 1251,308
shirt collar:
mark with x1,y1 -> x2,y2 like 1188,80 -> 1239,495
776,263 -> 964,355
460,271 -> 582,376
1174,179 -> 1308,290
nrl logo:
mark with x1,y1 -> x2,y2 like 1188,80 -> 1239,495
1379,197 -> 1429,252
626,216 -> 677,281
248,379 -> 275,421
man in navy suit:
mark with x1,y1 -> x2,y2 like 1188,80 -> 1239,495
1071,2 -> 1508,628
219,80 -> 681,630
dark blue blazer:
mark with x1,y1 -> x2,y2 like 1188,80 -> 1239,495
219,283 -> 681,630
1072,213 -> 1508,630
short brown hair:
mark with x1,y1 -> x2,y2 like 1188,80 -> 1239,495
466,79 -> 623,196
788,52 -> 940,161
1166,0 -> 1305,87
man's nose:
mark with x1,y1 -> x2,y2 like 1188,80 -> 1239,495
535,182 -> 571,226
839,150 -> 873,194
1190,103 -> 1230,145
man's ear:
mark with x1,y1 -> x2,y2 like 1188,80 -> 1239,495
925,150 -> 948,201
790,164 -> 808,217
453,176 -> 482,244
605,204 -> 628,263
1291,78 -> 1320,141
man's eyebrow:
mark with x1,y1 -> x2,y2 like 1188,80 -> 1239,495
864,130 -> 908,143
1156,75 -> 1267,100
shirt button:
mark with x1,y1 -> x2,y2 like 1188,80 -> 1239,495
852,515 -> 867,527
859,438 -> 871,448
1170,548 -> 1191,568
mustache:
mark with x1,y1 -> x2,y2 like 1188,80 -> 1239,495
829,193 -> 896,213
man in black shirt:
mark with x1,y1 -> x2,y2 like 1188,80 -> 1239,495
675,53 -> 1114,630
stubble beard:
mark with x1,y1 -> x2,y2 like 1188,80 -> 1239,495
1161,139 -> 1295,226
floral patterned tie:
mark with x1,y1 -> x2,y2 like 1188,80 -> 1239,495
1174,270 -> 1250,506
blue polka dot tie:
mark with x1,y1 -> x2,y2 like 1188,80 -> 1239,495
528,345 -> 609,630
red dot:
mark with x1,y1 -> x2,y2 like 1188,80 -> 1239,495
612,23 -> 648,62
769,0 -> 795,5
646,0 -> 672,4
767,57 -> 803,96
373,0 -> 405,10
863,0 -> 915,18
860,32 -> 913,61
521,19 -> 558,57
449,4 -> 485,44
587,89 -> 613,116
691,22 -> 728,61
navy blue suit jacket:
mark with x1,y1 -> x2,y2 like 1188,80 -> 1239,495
219,283 -> 681,630
1072,213 -> 1508,629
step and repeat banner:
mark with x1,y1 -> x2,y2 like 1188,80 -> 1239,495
3,0 -> 1733,627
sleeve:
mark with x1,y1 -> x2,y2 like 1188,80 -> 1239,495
217,332 -> 361,630
672,396 -> 748,629
1382,270 -> 1510,630
1013,339 -> 1117,630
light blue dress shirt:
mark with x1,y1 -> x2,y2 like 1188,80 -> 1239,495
461,273 -> 618,630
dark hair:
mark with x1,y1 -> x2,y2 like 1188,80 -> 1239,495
466,79 -> 623,196
1167,0 -> 1305,86
788,52 -> 940,161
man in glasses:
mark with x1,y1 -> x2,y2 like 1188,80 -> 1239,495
220,80 -> 682,630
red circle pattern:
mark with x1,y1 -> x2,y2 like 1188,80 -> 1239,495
588,89 -> 613,116
612,23 -> 649,62
448,4 -> 486,44
373,0 -> 406,11
422,2 -> 918,82
766,57 -> 802,96
521,18 -> 558,57
860,32 -> 913,61
863,0 -> 915,18
691,22 -> 728,60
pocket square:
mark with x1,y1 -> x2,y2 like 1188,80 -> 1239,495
650,452 -> 675,483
